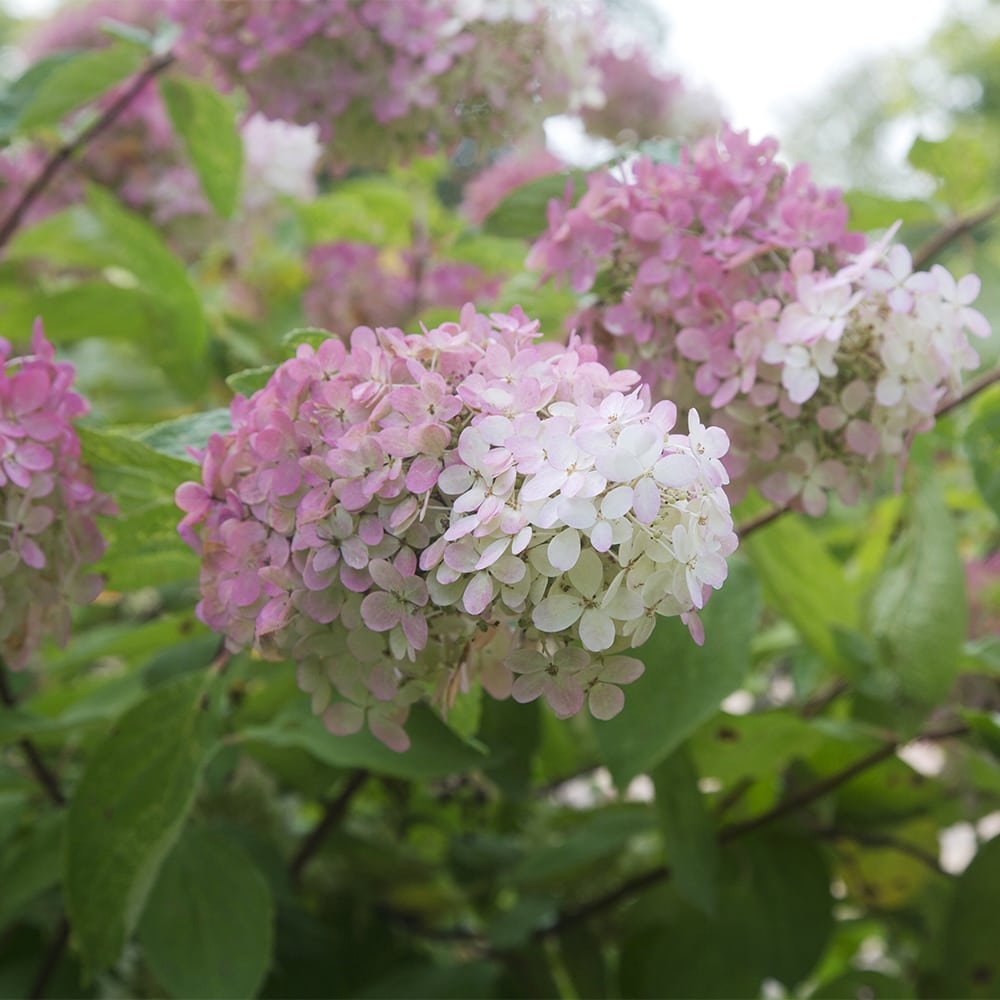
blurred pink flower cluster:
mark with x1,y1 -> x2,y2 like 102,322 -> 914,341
304,241 -> 502,334
528,126 -> 991,514
176,306 -> 736,748
0,323 -> 113,670
169,0 -> 610,167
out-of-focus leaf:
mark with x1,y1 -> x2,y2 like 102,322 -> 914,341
160,75 -> 243,218
359,961 -> 501,999
0,50 -> 80,140
135,408 -> 233,462
741,505 -> 859,668
138,826 -> 274,999
866,482 -> 967,705
281,326 -> 333,350
298,179 -> 415,246
595,561 -> 761,786
241,702 -> 485,780
476,694 -> 540,798
0,812 -> 64,927
7,187 -> 207,393
908,126 -> 1000,209
652,746 -> 718,914
483,172 -> 583,240
17,44 -> 144,131
620,834 -> 832,997
811,970 -> 916,999
965,389 -> 1000,522
65,675 -> 218,977
226,366 -> 277,397
843,190 -> 937,231
941,835 -> 1000,997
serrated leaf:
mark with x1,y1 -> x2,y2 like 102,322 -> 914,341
65,674 -> 218,977
138,826 -> 274,999
18,44 -> 144,131
135,409 -> 232,462
651,746 -> 718,914
866,482 -> 967,705
594,561 -> 761,786
241,702 -> 485,781
160,75 -> 243,218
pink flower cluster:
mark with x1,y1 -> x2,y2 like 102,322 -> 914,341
169,0 -> 602,167
304,242 -> 502,335
0,323 -> 113,670
176,306 -> 737,750
528,126 -> 992,515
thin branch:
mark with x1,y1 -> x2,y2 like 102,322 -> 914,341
0,662 -> 65,807
289,769 -> 369,882
0,51 -> 176,250
935,365 -> 1000,420
912,196 -> 1000,271
800,678 -> 852,719
540,722 -> 970,936
27,916 -> 69,1000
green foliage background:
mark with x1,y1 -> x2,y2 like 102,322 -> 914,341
0,3 -> 999,999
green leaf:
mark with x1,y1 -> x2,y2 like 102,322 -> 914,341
159,75 -> 243,218
651,746 -> 719,915
865,482 -> 967,705
135,409 -> 232,462
741,505 -> 859,668
78,426 -> 197,589
226,366 -> 277,397
811,970 -> 915,999
0,50 -> 80,141
965,388 -> 1000,522
7,188 -> 207,394
65,675 -> 218,977
298,179 -> 416,246
138,826 -> 274,999
843,190 -> 937,231
483,172 -> 582,240
0,813 -> 64,927
242,702 -> 485,780
476,695 -> 541,798
941,835 -> 1000,997
594,561 -> 761,786
281,327 -> 333,351
18,44 -> 145,131
620,835 -> 832,997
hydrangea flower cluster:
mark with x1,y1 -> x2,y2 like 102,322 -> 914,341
0,323 -> 114,670
528,126 -> 992,514
304,242 -> 502,335
169,0 -> 604,167
176,306 -> 737,750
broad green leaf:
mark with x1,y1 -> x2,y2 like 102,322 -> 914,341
965,388 -> 1000,522
483,172 -> 583,240
226,366 -> 277,397
941,835 -> 1000,997
741,506 -> 859,668
160,75 -> 243,218
360,961 -> 501,999
558,926 -> 608,1000
0,789 -> 27,847
241,702 -> 485,780
78,426 -> 197,589
0,812 -> 64,927
690,710 -> 829,786
908,126 -> 1000,209
620,835 -> 832,997
476,695 -> 541,798
7,188 -> 207,393
281,327 -> 333,350
298,179 -> 415,246
843,190 -> 936,231
135,408 -> 233,462
652,747 -> 719,914
509,804 -> 657,885
0,50 -> 80,140
138,826 -> 274,999
65,674 -> 218,976
595,561 -> 761,786
18,44 -> 145,131
811,971 -> 915,999
866,482 -> 967,705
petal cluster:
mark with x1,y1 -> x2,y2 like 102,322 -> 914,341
177,306 -> 737,749
528,126 -> 992,515
0,323 -> 114,669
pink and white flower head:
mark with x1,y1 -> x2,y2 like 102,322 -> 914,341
0,322 -> 115,670
169,0 -> 602,168
176,306 -> 737,750
529,125 -> 993,515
